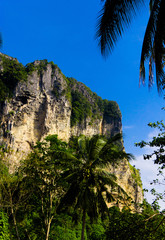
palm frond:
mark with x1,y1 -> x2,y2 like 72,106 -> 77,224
105,190 -> 115,203
140,0 -> 159,84
88,136 -> 106,162
101,147 -> 134,165
52,150 -> 76,160
94,169 -> 117,184
96,0 -> 144,56
57,182 -> 80,212
154,0 -> 165,91
78,135 -> 87,153
97,190 -> 109,215
140,0 -> 165,92
107,132 -> 123,144
99,133 -> 123,160
62,169 -> 83,184
150,0 -> 155,11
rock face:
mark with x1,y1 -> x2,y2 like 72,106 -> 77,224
0,53 -> 143,209
0,55 -> 122,163
108,160 -> 143,211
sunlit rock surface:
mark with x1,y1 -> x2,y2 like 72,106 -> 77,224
0,53 -> 143,209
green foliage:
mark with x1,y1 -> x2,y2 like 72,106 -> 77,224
51,214 -> 84,240
105,204 -> 165,240
0,159 -> 8,176
0,211 -> 10,240
87,219 -> 106,240
36,59 -> 49,77
26,60 -> 59,78
0,158 -> 24,240
128,162 -> 143,187
102,99 -> 121,119
17,135 -> 74,240
136,120 -> 165,168
70,90 -> 92,126
25,62 -> 36,75
52,226 -> 78,240
58,134 -> 132,240
66,77 -> 121,127
0,135 -> 165,239
26,59 -> 49,77
135,120 -> 165,208
0,55 -> 28,101
51,85 -> 60,98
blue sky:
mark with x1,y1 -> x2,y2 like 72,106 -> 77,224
0,0 -> 164,208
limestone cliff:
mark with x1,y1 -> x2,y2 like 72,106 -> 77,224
0,53 -> 121,162
0,53 -> 143,208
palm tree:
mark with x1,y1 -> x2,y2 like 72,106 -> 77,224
58,134 -> 133,240
96,0 -> 165,92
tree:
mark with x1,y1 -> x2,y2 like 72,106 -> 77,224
135,120 -> 165,206
58,134 -> 133,240
136,121 -> 165,168
19,135 -> 74,240
0,156 -> 23,240
96,0 -> 165,92
105,203 -> 165,240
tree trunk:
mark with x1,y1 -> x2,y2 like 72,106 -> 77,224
45,191 -> 53,240
10,201 -> 20,240
45,223 -> 50,240
45,217 -> 53,240
9,190 -> 20,240
81,209 -> 86,240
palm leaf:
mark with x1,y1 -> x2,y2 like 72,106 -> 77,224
107,132 -> 123,144
150,0 -> 155,11
88,135 -> 106,162
96,0 -> 144,56
95,169 -> 117,184
154,0 -> 165,91
97,190 -> 109,215
140,0 -> 164,91
57,182 -> 80,212
78,135 -> 86,151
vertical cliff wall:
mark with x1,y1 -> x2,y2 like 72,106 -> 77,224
0,53 -> 143,208
0,54 -> 122,163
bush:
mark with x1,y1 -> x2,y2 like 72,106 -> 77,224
0,210 -> 10,240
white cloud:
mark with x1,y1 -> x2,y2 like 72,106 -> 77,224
147,129 -> 159,140
123,125 -> 134,130
132,129 -> 165,210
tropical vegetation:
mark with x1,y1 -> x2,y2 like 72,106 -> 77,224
0,134 -> 165,239
57,134 -> 132,240
0,1 -> 165,237
136,120 -> 165,205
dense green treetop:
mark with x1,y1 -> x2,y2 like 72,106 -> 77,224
0,54 -> 28,102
